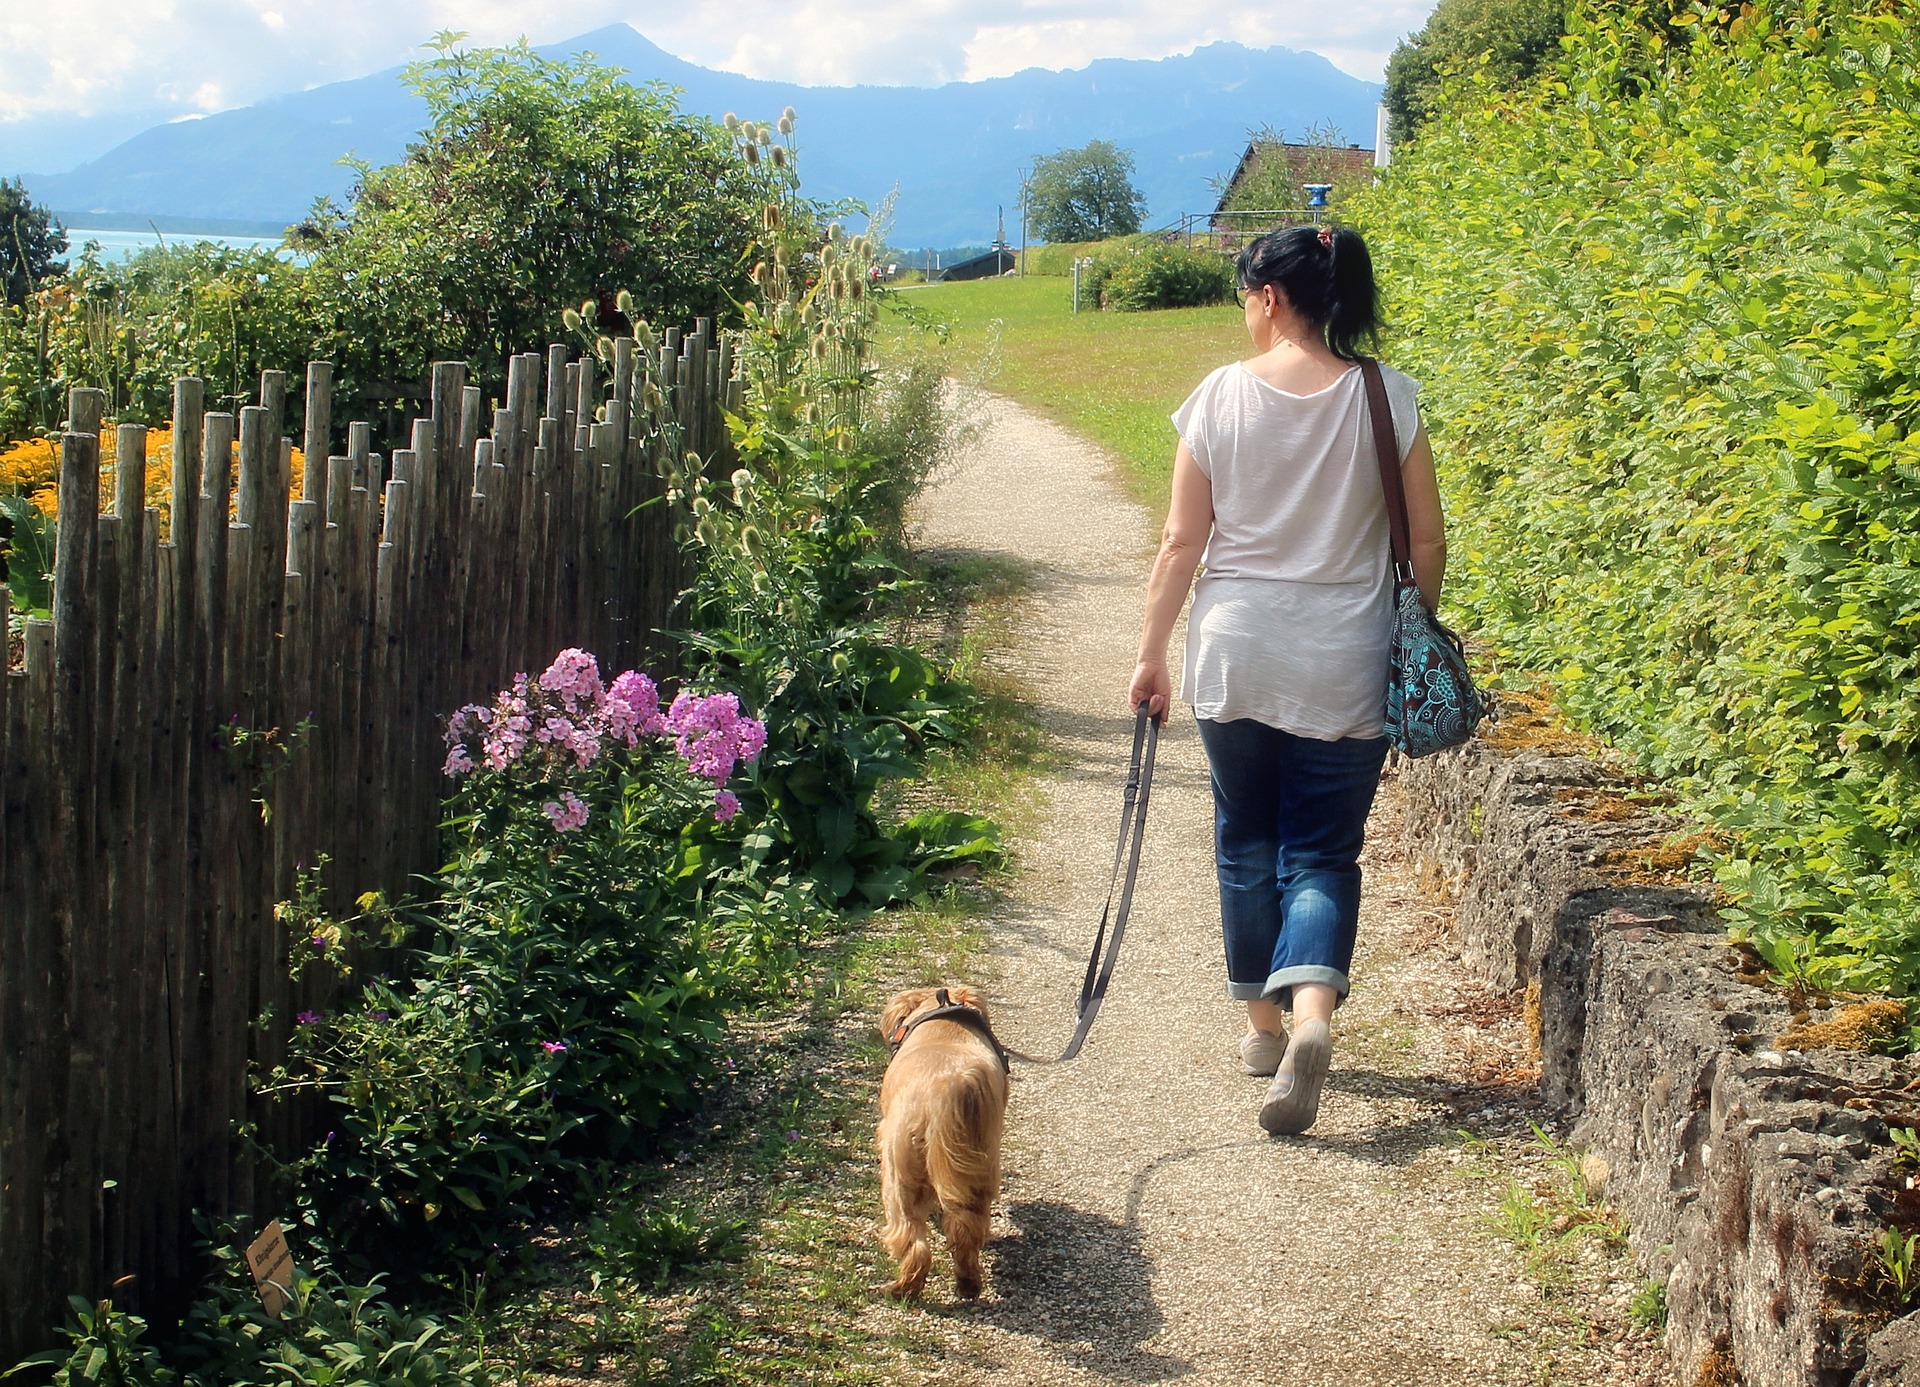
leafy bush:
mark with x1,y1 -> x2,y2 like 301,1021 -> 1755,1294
10,1242 -> 486,1387
299,39 -> 783,403
1383,0 -> 1567,144
1086,239 -> 1235,312
1353,0 -> 1920,994
171,1239 -> 487,1387
273,651 -> 811,1271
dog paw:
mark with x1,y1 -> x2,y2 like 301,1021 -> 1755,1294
955,1274 -> 982,1300
878,1278 -> 925,1300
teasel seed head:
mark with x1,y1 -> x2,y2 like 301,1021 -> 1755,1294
744,143 -> 759,165
762,204 -> 781,231
643,381 -> 664,411
777,115 -> 793,136
562,308 -> 583,332
724,112 -> 740,131
771,145 -> 787,169
615,288 -> 633,316
740,525 -> 766,563
579,299 -> 597,321
783,105 -> 796,122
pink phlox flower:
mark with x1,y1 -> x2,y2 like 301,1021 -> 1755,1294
443,745 -> 475,777
539,649 -> 605,708
543,792 -> 589,832
296,1010 -> 323,1026
539,1039 -> 568,1054
713,790 -> 742,822
606,670 -> 667,744
666,692 -> 768,786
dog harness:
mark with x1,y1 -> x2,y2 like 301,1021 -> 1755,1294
887,988 -> 1011,1074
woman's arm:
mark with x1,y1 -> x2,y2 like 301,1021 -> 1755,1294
1129,441 -> 1214,718
1400,423 -> 1447,610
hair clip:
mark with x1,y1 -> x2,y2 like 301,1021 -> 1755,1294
1318,226 -> 1334,248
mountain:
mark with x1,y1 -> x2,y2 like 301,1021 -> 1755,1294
17,26 -> 1381,248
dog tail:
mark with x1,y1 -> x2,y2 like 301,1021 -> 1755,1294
925,1066 -> 1005,1211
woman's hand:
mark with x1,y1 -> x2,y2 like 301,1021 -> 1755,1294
1129,659 -> 1172,720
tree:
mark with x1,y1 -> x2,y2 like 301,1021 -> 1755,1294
1383,0 -> 1566,144
1028,141 -> 1148,243
299,36 -> 786,395
0,178 -> 67,307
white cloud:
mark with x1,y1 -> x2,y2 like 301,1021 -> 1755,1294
0,0 -> 1424,131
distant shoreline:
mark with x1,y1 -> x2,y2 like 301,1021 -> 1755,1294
55,211 -> 290,237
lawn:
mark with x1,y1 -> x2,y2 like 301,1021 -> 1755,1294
880,276 -> 1248,510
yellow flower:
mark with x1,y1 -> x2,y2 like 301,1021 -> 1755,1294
2,427 -> 304,532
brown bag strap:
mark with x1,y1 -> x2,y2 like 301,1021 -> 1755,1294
1359,358 -> 1415,586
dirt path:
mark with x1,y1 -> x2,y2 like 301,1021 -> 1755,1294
883,393 -> 1671,1386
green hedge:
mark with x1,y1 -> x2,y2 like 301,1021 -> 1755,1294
1353,0 -> 1920,995
1081,238 -> 1235,312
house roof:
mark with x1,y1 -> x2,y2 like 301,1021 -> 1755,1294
1212,140 -> 1376,217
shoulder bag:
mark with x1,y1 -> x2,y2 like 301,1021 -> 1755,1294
1359,359 -> 1490,757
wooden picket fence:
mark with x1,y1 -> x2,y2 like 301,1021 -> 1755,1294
0,323 -> 735,1358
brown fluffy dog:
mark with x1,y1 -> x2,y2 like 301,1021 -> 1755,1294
875,985 -> 1009,1299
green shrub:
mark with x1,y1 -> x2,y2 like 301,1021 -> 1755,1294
1353,0 -> 1920,993
171,1238 -> 488,1386
272,654 -> 814,1273
1087,239 -> 1234,312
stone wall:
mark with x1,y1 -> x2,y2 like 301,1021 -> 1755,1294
1398,741 -> 1920,1387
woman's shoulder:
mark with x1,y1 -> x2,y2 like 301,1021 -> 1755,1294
1371,360 -> 1422,398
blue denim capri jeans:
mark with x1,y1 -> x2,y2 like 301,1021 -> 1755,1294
1194,717 -> 1390,1007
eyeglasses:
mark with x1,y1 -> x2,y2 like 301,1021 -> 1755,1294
1235,281 -> 1263,308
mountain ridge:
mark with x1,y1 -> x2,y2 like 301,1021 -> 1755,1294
16,25 -> 1382,247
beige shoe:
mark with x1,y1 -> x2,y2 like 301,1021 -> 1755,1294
1259,1018 -> 1331,1135
1238,1027 -> 1288,1077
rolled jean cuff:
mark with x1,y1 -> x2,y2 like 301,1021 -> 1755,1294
1262,965 -> 1351,1005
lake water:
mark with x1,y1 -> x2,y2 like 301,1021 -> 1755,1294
62,227 -> 284,262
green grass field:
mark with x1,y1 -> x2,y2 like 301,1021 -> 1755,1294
880,277 -> 1248,510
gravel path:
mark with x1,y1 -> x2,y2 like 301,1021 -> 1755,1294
881,393 -> 1671,1386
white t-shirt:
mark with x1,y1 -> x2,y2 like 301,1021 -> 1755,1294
1169,361 -> 1422,741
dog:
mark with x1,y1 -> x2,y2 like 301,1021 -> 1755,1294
875,984 -> 1010,1299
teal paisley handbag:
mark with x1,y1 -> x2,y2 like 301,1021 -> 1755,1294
1360,360 -> 1491,758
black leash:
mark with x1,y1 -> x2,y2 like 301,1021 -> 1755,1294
1055,703 -> 1161,1062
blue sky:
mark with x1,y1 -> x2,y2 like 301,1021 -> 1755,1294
0,0 -> 1430,128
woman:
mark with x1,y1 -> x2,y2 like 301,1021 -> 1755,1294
1128,224 -> 1446,1136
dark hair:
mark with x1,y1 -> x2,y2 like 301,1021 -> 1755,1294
1235,224 -> 1382,361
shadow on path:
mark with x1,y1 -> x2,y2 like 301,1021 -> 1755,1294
934,1198 -> 1190,1382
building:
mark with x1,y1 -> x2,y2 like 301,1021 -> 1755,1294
1210,138 -> 1377,220
934,245 -> 1016,282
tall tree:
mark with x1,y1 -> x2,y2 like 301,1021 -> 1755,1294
1029,141 -> 1148,243
0,178 -> 68,307
1384,0 -> 1566,144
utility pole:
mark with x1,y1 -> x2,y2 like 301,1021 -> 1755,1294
1018,166 -> 1030,277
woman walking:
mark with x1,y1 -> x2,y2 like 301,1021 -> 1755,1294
1128,224 -> 1447,1136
